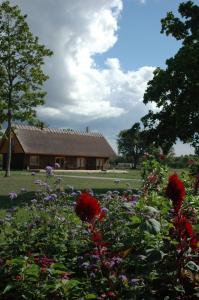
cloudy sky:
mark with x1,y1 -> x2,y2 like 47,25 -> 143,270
7,0 -> 195,155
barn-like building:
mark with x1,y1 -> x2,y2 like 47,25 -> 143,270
0,125 -> 116,170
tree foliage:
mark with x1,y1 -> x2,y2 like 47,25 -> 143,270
0,1 -> 53,176
142,1 -> 199,151
117,122 -> 146,169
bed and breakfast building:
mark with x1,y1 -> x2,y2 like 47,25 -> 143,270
0,125 -> 116,170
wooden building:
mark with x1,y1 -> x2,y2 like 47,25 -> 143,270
0,125 -> 116,170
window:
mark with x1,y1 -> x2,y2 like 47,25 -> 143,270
55,157 -> 65,169
30,155 -> 39,167
77,157 -> 85,168
96,158 -> 104,169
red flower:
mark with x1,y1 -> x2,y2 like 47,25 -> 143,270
92,231 -> 103,245
159,154 -> 165,161
188,159 -> 195,165
175,215 -> 193,238
75,192 -> 101,223
166,174 -> 185,213
174,215 -> 198,251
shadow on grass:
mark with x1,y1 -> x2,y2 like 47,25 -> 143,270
0,188 -> 139,210
0,192 -> 35,209
91,188 -> 139,195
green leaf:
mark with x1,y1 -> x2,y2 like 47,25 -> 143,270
130,215 -> 141,224
146,249 -> 165,263
24,264 -> 40,280
144,206 -> 159,214
174,285 -> 185,293
63,279 -> 80,289
84,294 -> 97,299
52,263 -> 67,271
7,257 -> 24,266
186,261 -> 199,272
142,218 -> 161,234
3,284 -> 14,294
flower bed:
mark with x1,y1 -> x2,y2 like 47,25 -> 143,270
0,158 -> 198,299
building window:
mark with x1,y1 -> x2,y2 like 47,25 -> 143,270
77,157 -> 85,168
55,157 -> 65,169
96,158 -> 104,169
30,155 -> 39,167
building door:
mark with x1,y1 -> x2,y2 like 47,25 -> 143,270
55,157 -> 65,169
86,158 -> 96,170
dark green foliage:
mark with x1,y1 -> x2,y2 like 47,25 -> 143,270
142,1 -> 199,152
117,122 -> 148,169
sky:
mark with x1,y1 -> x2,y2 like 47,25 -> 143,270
5,0 -> 196,155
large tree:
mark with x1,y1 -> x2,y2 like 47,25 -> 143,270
117,122 -> 147,169
142,1 -> 199,152
0,1 -> 53,176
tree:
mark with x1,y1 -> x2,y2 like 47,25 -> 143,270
117,122 -> 147,169
142,1 -> 199,152
0,1 -> 53,176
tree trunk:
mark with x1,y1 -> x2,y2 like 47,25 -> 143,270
132,156 -> 138,169
5,111 -> 12,177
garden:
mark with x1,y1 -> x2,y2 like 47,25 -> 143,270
0,156 -> 198,299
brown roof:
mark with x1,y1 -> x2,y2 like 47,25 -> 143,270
13,125 -> 116,158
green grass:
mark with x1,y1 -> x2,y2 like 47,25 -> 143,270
0,170 -> 142,211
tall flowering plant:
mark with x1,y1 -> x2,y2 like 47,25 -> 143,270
165,173 -> 198,290
75,192 -> 102,224
166,173 -> 185,215
75,192 -> 107,257
166,173 -> 198,250
75,192 -> 118,298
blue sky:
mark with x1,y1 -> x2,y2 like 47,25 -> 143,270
8,0 -> 196,155
96,0 -> 182,71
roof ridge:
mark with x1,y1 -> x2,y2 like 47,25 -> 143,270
14,124 -> 103,137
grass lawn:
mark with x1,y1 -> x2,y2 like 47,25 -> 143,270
0,170 -> 142,211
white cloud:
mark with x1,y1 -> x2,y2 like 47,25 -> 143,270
9,0 -> 155,149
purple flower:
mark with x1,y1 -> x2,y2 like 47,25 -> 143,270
106,191 -> 112,196
31,199 -> 37,204
101,207 -> 108,213
7,207 -> 17,213
44,193 -> 57,201
67,185 -> 74,192
45,166 -> 54,176
54,163 -> 60,169
34,179 -> 42,185
131,279 -> 140,286
109,257 -> 123,268
71,192 -> 77,197
114,179 -> 120,184
44,195 -> 52,201
56,177 -> 62,183
119,274 -> 128,282
113,190 -> 120,195
8,192 -> 17,200
50,193 -> 57,200
131,194 -> 139,202
82,262 -> 90,269
5,213 -> 12,221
